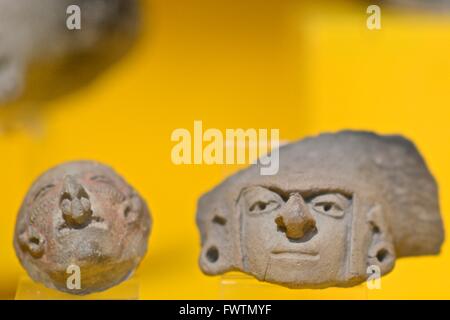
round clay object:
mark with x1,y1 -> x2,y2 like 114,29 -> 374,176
14,161 -> 151,295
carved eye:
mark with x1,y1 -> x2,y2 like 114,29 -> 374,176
249,200 -> 281,214
241,186 -> 283,215
33,184 -> 55,201
309,193 -> 350,218
90,175 -> 113,184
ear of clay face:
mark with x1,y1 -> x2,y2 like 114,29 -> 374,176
14,161 -> 152,295
196,131 -> 444,289
0,0 -> 140,104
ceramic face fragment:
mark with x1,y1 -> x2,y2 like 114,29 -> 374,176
196,131 -> 444,288
14,161 -> 151,295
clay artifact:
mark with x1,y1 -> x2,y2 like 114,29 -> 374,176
196,131 -> 444,288
14,161 -> 151,295
0,0 -> 140,104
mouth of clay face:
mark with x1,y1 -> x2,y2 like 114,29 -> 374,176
271,248 -> 320,261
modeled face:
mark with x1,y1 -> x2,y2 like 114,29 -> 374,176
19,167 -> 141,258
197,131 -> 440,288
14,162 -> 151,294
239,186 -> 353,288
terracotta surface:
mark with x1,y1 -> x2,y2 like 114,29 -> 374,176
197,131 -> 445,288
14,161 -> 151,295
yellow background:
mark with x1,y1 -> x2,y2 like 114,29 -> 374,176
1,0 -> 450,299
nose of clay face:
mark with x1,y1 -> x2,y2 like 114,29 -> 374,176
60,175 -> 92,227
275,193 -> 316,240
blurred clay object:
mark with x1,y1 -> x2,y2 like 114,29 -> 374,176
0,0 -> 140,105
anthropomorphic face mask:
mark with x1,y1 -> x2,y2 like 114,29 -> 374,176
14,161 -> 151,295
240,186 -> 353,288
197,131 -> 444,288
